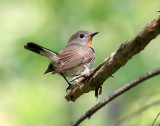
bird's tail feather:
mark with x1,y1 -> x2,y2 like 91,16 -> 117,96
24,42 -> 58,62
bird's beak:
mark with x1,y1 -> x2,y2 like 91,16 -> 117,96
90,32 -> 99,36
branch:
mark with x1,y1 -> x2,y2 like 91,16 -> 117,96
65,15 -> 160,102
152,112 -> 160,126
71,68 -> 160,126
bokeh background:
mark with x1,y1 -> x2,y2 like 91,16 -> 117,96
0,0 -> 160,126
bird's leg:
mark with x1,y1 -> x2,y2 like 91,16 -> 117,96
60,73 -> 72,93
81,65 -> 91,76
70,65 -> 91,82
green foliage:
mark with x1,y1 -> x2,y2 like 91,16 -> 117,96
0,0 -> 160,125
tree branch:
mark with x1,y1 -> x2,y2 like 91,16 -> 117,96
65,15 -> 160,102
71,68 -> 160,126
152,112 -> 160,126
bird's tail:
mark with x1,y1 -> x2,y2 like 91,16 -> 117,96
24,42 -> 59,63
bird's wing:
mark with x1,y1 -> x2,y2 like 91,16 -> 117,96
53,44 -> 95,74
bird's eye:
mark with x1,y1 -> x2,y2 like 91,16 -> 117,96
79,34 -> 84,38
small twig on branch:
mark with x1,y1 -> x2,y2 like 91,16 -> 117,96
71,68 -> 160,126
65,15 -> 160,102
152,112 -> 160,126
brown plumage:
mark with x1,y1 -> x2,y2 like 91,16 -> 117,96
53,44 -> 95,74
24,30 -> 98,91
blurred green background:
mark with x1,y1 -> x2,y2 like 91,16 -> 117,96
0,0 -> 160,126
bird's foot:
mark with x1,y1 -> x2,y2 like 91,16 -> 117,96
66,84 -> 72,93
70,65 -> 91,82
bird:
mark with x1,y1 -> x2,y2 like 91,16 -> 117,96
24,30 -> 98,91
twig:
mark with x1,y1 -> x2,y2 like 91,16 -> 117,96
71,68 -> 160,126
152,112 -> 160,126
65,15 -> 160,102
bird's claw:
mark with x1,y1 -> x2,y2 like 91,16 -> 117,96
70,74 -> 83,82
66,84 -> 72,93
